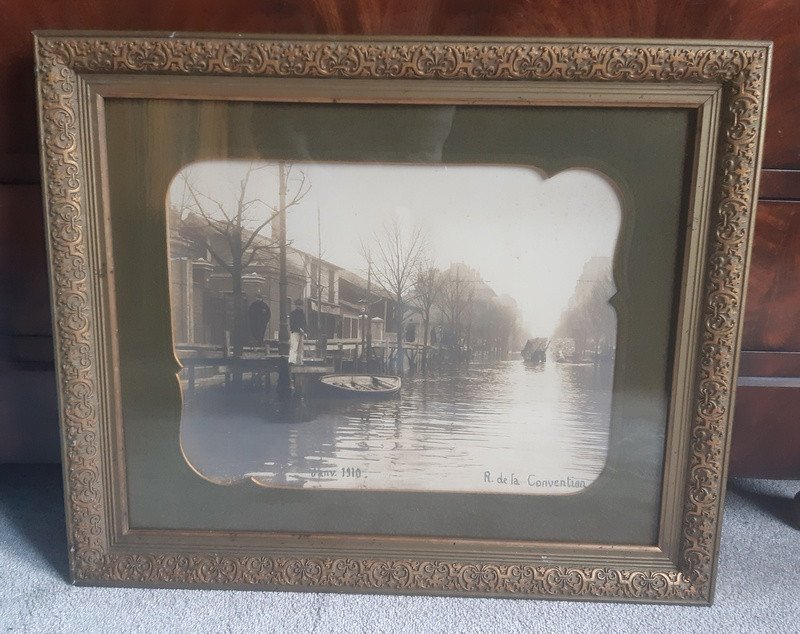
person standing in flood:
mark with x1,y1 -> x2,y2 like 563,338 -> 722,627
288,298 -> 307,366
247,294 -> 270,345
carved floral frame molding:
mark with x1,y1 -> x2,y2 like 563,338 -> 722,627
35,33 -> 770,603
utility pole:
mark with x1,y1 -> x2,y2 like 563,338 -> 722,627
316,205 -> 322,338
277,162 -> 289,353
276,162 -> 291,398
365,260 -> 373,355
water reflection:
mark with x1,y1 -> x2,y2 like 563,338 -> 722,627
180,360 -> 613,495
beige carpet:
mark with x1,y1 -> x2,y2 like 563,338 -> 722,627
1,465 -> 798,633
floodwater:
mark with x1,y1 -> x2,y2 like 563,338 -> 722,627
180,359 -> 614,495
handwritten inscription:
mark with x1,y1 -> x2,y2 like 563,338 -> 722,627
483,470 -> 588,490
310,466 -> 364,480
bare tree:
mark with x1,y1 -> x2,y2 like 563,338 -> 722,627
367,217 -> 426,373
356,238 -> 380,362
487,297 -> 521,359
438,269 -> 475,357
412,263 -> 443,370
555,268 -> 615,359
177,162 -> 310,366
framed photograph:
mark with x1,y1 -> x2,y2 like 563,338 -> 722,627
35,32 -> 770,603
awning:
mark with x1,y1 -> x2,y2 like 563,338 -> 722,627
308,299 -> 341,316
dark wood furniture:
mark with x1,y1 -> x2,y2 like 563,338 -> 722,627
1,1 -> 798,481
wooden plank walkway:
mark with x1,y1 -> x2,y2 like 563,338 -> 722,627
290,364 -> 334,394
290,365 -> 334,374
177,336 -> 435,396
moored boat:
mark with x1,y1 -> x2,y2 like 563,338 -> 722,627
319,374 -> 402,398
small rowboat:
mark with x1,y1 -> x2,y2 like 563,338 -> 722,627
319,374 -> 402,398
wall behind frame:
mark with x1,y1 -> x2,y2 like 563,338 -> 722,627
1,0 -> 799,478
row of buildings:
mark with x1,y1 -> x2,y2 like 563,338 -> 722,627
169,209 -> 394,353
168,208 -> 525,361
553,256 -> 616,361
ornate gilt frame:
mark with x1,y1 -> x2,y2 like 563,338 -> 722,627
35,32 -> 770,603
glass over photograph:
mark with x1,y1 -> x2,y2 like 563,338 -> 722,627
168,160 -> 622,494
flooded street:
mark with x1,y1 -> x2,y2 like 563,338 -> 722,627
180,359 -> 614,495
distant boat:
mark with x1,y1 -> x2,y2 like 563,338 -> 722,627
319,374 -> 402,398
554,350 -> 597,366
555,358 -> 594,366
522,338 -> 549,364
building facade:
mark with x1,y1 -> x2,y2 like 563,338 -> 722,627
168,209 -> 398,354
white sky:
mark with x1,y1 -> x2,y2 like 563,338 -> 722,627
168,160 -> 621,336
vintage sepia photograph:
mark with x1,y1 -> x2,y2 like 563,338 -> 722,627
168,160 -> 622,494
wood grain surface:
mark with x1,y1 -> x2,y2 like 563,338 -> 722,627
0,1 -> 797,476
743,202 -> 800,351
